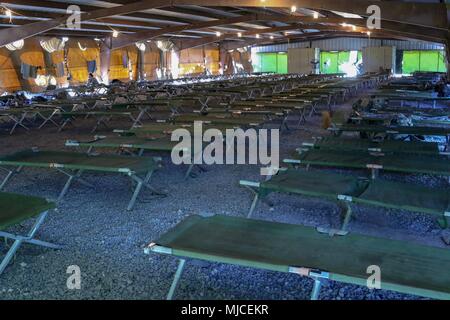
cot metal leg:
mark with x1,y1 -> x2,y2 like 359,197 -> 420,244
128,180 -> 143,211
128,171 -> 165,211
184,164 -> 195,179
167,259 -> 186,300
58,175 -> 75,201
0,168 -> 14,190
339,201 -> 353,232
0,211 -> 61,276
310,278 -> 322,300
57,169 -> 92,201
247,194 -> 259,218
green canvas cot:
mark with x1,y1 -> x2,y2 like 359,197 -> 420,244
240,169 -> 449,228
0,192 -> 60,276
145,214 -> 450,300
172,114 -> 264,127
0,150 -> 163,211
330,124 -> 450,140
59,111 -> 144,133
303,137 -> 442,155
66,136 -> 207,179
284,148 -> 450,177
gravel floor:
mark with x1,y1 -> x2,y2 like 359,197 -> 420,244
0,94 -> 448,300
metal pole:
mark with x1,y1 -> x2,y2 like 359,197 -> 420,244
167,259 -> 186,300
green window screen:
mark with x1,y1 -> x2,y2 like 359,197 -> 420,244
320,51 -> 361,74
253,53 -> 287,74
402,50 -> 447,74
277,53 -> 287,74
320,51 -> 339,74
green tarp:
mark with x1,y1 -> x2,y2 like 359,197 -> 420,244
153,214 -> 450,299
0,192 -> 55,230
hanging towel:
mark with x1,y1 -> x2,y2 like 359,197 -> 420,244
87,60 -> 97,73
122,52 -> 128,68
21,63 -> 31,79
29,66 -> 38,79
56,62 -> 65,77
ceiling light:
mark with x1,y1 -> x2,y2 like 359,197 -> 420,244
270,35 -> 274,39
62,37 -> 69,42
112,30 -> 119,38
237,32 -> 242,37
94,38 -> 101,41
216,31 -> 221,37
352,25 -> 356,31
5,39 -> 24,51
256,34 -> 260,39
313,12 -> 319,19
366,31 -> 371,36
291,6 -> 297,13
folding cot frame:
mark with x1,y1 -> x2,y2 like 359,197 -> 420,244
301,137 -> 448,156
283,148 -> 450,181
230,100 -> 313,128
0,151 -> 164,211
0,193 -> 61,276
0,106 -> 66,134
58,110 -> 147,133
144,215 -> 450,300
65,136 -> 205,180
328,125 -> 450,149
239,169 -> 450,231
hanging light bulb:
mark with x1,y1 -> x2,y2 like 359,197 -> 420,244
78,41 -> 87,51
291,6 -> 297,13
270,35 -> 274,40
6,39 -> 24,51
112,30 -> 119,38
313,12 -> 319,19
135,42 -> 146,51
366,31 -> 371,36
352,25 -> 356,31
216,31 -> 221,37
255,34 -> 260,39
237,32 -> 242,37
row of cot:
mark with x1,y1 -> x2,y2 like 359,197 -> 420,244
6,72 -> 447,299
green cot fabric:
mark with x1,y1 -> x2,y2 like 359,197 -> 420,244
0,192 -> 55,230
61,111 -> 132,117
338,124 -> 450,136
173,115 -> 264,125
355,180 -> 449,215
129,123 -> 243,137
293,149 -> 450,176
79,136 -> 178,152
154,214 -> 450,299
258,169 -> 448,215
260,169 -> 368,199
312,137 -> 440,155
0,150 -> 157,174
